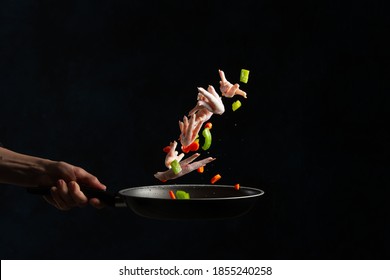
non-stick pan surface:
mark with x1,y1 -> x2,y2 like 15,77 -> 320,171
28,184 -> 264,220
118,184 -> 264,220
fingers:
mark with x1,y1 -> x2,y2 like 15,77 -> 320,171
74,168 -> 106,191
44,161 -> 107,210
48,187 -> 71,211
46,180 -> 105,211
48,180 -> 86,211
42,194 -> 57,209
89,198 -> 105,209
52,180 -> 72,210
68,181 -> 88,206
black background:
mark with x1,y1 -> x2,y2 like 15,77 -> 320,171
0,0 -> 389,259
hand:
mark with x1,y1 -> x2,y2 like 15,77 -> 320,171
43,180 -> 105,211
40,161 -> 107,210
0,147 -> 107,210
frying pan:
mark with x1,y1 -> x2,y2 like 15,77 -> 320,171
28,184 -> 264,220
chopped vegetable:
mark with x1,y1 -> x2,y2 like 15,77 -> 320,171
232,100 -> 242,111
154,154 -> 216,182
240,69 -> 250,83
170,159 -> 182,175
175,190 -> 190,199
182,139 -> 200,153
156,69 -> 250,184
169,190 -> 176,199
211,174 -> 221,184
181,145 -> 190,153
191,140 -> 200,151
234,183 -> 240,190
204,122 -> 212,129
201,127 -> 212,150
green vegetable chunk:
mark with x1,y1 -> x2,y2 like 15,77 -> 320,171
202,127 -> 212,150
240,69 -> 250,83
175,190 -> 190,199
232,100 -> 242,111
170,159 -> 182,175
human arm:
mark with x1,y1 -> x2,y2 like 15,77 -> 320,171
0,147 -> 106,210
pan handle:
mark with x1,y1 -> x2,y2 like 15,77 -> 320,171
26,186 -> 124,208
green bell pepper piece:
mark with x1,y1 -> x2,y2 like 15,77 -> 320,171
232,100 -> 242,111
240,69 -> 250,83
175,190 -> 190,199
170,159 -> 182,175
202,127 -> 212,150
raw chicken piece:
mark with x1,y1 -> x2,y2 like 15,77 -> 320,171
164,141 -> 185,169
188,107 -> 213,124
219,69 -> 247,98
196,85 -> 225,115
179,85 -> 222,147
154,153 -> 216,182
178,114 -> 203,147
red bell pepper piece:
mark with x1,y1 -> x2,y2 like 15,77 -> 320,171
162,145 -> 171,153
210,174 -> 221,184
181,139 -> 200,153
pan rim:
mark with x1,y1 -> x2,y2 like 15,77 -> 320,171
118,184 -> 265,201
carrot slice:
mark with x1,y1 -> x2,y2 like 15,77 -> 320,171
162,146 -> 171,153
169,190 -> 176,199
210,174 -> 221,184
234,183 -> 240,190
204,122 -> 212,129
197,166 -> 204,173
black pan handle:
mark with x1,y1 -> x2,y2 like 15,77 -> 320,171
26,185 -> 123,207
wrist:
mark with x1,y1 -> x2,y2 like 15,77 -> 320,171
33,158 -> 58,187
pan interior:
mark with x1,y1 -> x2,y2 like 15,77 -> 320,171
119,184 -> 264,200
